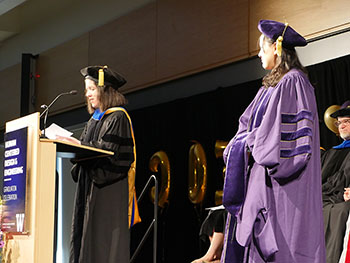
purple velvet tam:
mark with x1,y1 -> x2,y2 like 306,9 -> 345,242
258,19 -> 307,48
330,100 -> 350,118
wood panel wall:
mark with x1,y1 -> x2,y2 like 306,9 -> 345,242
35,34 -> 89,114
88,2 -> 157,93
156,0 -> 249,82
1,0 -> 350,121
0,64 -> 21,129
249,0 -> 350,53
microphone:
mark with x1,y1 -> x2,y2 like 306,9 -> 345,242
40,90 -> 78,138
40,90 -> 78,117
68,90 -> 78,95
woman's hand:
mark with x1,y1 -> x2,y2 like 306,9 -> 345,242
55,135 -> 81,145
344,188 -> 350,202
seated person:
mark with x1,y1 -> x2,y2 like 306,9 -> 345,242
191,206 -> 227,263
322,101 -> 350,263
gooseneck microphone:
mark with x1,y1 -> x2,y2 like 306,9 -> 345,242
40,90 -> 78,138
40,90 -> 78,117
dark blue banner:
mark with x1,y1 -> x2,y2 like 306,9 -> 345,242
2,127 -> 28,233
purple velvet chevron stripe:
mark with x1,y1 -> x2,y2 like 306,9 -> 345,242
280,145 -> 311,158
281,110 -> 313,123
253,88 -> 274,129
223,87 -> 273,216
249,88 -> 273,131
249,90 -> 266,131
221,213 -> 244,263
222,133 -> 247,217
281,127 -> 312,141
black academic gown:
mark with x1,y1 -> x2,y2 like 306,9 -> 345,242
322,146 -> 350,263
69,110 -> 134,263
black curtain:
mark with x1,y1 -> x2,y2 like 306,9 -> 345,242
130,54 -> 350,263
308,54 -> 350,149
130,79 -> 260,262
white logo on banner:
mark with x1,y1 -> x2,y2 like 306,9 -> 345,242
16,213 -> 25,232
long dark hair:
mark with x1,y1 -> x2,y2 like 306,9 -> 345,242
261,35 -> 307,88
86,82 -> 127,114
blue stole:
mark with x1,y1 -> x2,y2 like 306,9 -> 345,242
333,140 -> 350,149
92,109 -> 107,120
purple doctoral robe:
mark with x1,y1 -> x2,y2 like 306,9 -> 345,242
221,69 -> 326,263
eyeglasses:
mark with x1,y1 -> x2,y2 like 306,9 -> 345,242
334,119 -> 350,127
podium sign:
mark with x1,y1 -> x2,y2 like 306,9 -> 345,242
2,127 -> 28,233
2,112 -> 113,263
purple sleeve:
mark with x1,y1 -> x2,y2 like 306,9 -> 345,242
246,71 -> 316,179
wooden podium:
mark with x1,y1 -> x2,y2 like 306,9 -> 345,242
2,112 -> 112,263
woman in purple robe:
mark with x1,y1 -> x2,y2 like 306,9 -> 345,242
221,20 -> 326,263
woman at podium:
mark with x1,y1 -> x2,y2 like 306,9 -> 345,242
57,65 -> 135,263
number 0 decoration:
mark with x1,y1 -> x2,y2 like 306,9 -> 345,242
149,151 -> 170,208
148,140 -> 228,206
324,104 -> 341,134
188,142 -> 207,204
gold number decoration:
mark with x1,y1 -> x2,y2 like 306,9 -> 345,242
149,151 -> 170,208
188,142 -> 207,204
324,104 -> 341,135
214,140 -> 228,205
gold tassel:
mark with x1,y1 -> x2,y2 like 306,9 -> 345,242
98,69 -> 104,86
98,66 -> 108,87
276,22 -> 289,57
276,36 -> 283,57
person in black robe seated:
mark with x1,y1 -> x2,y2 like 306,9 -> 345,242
322,100 -> 350,263
57,65 -> 137,263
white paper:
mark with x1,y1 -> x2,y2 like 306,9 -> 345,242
205,205 -> 225,211
43,123 -> 73,140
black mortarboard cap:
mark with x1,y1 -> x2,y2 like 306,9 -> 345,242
330,100 -> 350,118
258,19 -> 307,49
80,65 -> 126,90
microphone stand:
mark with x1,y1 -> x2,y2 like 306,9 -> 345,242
40,90 -> 77,138
41,104 -> 49,138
